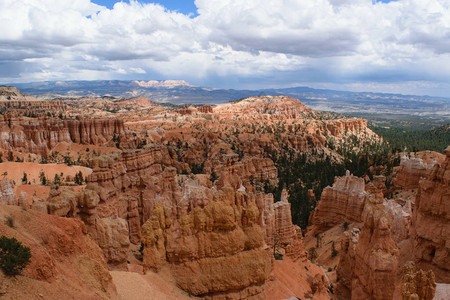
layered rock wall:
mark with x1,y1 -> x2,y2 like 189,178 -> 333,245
310,171 -> 368,232
0,117 -> 128,155
394,154 -> 437,189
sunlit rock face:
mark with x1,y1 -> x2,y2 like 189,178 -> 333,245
310,171 -> 368,233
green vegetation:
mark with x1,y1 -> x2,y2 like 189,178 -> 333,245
369,123 -> 449,153
331,241 -> 338,257
74,171 -> 84,185
190,162 -> 204,174
308,247 -> 318,262
266,135 -> 400,229
0,236 -> 32,276
39,170 -> 47,185
21,172 -> 28,185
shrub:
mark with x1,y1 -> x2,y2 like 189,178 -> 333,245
21,172 -> 28,185
274,253 -> 283,260
74,171 -> 84,185
343,221 -> 349,231
39,171 -> 47,185
309,247 -> 318,262
4,216 -> 15,228
331,241 -> 338,257
0,236 -> 32,276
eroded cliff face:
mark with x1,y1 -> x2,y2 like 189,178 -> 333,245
140,187 -> 307,299
336,189 -> 399,300
410,146 -> 450,283
310,171 -> 368,233
394,152 -> 444,189
142,188 -> 272,299
0,116 -> 129,155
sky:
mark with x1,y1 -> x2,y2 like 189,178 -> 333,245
1,0 -> 450,97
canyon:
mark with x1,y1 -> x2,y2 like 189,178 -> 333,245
0,86 -> 448,300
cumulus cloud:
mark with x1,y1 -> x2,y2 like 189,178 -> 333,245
0,0 -> 449,96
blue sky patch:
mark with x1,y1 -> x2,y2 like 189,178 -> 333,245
92,0 -> 198,16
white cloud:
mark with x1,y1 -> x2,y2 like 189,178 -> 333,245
0,0 -> 449,96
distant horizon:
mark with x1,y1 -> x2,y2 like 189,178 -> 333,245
4,79 -> 450,100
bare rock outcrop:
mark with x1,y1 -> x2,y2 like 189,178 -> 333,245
336,189 -> 399,300
215,96 -> 315,119
95,216 -> 131,270
410,146 -> 450,282
0,178 -> 17,205
394,153 -> 442,189
141,188 -> 273,299
401,261 -> 436,300
140,182 -> 307,299
310,170 -> 368,233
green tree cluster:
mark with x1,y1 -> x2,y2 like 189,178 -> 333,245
0,236 -> 31,276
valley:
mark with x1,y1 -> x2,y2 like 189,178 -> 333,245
0,85 -> 448,300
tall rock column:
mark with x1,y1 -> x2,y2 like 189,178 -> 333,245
336,189 -> 399,300
410,146 -> 450,283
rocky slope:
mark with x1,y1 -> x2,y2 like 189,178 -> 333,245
0,86 -> 66,115
0,204 -> 118,299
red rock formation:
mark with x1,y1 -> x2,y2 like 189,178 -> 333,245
273,190 -> 307,261
0,203 -> 118,299
139,183 -> 306,299
0,86 -> 67,116
141,188 -> 273,299
410,146 -> 450,282
400,261 -> 436,300
215,96 -> 315,119
394,153 -> 443,189
336,190 -> 399,300
323,118 -> 370,137
384,198 -> 412,243
0,116 -> 129,155
310,170 -> 368,233
197,104 -> 214,113
0,178 -> 16,206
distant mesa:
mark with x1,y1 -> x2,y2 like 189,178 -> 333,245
134,80 -> 191,88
